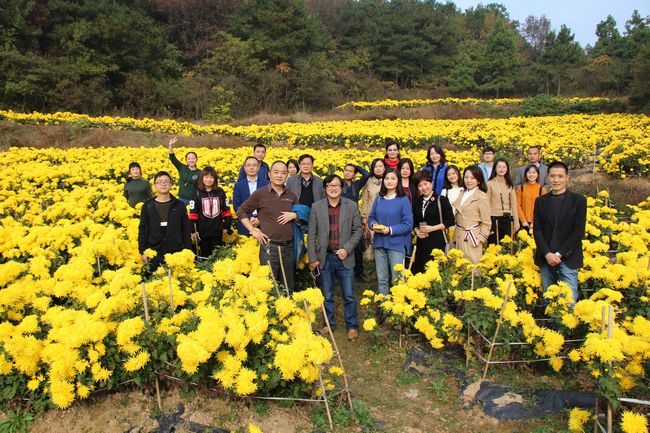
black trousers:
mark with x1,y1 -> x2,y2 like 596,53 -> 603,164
488,215 -> 514,245
199,236 -> 222,258
259,240 -> 295,294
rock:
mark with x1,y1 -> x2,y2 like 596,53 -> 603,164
405,388 -> 419,399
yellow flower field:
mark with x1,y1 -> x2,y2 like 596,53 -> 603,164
0,142 -> 648,433
335,96 -> 617,110
1,109 -> 648,176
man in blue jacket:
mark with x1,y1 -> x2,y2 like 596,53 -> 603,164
233,156 -> 269,235
237,143 -> 270,182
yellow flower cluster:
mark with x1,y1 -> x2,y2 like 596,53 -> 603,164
2,109 -> 648,175
0,144 -> 338,409
336,96 -> 616,110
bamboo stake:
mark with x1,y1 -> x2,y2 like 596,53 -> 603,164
300,300 -> 332,430
140,281 -> 161,411
277,245 -> 291,297
481,281 -> 512,382
141,282 -> 150,323
167,268 -> 174,310
96,256 -> 102,277
606,305 -> 613,433
408,245 -> 417,272
319,303 -> 355,415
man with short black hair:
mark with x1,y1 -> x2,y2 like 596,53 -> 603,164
308,174 -> 363,341
237,143 -> 270,181
237,161 -> 299,292
138,171 -> 192,272
478,146 -> 496,182
515,146 -> 548,189
533,161 -> 586,304
342,163 -> 371,281
233,156 -> 269,235
286,154 -> 325,207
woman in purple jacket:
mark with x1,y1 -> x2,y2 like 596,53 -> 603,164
368,171 -> 413,296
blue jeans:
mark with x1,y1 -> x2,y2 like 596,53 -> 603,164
540,262 -> 579,303
374,248 -> 405,296
320,253 -> 358,330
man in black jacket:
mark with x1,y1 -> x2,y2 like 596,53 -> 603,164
533,161 -> 586,303
138,171 -> 193,272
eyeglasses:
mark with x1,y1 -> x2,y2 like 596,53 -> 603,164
155,181 -> 171,185
326,184 -> 342,189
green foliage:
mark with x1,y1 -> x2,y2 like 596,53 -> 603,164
477,20 -> 522,97
518,95 -> 626,116
0,408 -> 33,433
395,372 -> 420,386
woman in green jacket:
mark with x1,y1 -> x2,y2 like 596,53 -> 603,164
168,135 -> 200,205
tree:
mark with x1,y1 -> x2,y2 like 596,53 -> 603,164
520,15 -> 551,59
230,0 -> 328,66
477,20 -> 521,97
447,51 -> 477,97
538,25 -> 583,95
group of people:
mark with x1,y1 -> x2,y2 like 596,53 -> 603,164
130,139 -> 587,342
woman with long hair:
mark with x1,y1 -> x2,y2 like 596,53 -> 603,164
188,166 -> 232,258
452,166 -> 491,264
383,143 -> 401,172
422,144 -> 447,196
516,164 -> 547,232
368,171 -> 413,295
398,158 -> 417,203
286,159 -> 299,177
487,158 -> 519,244
440,165 -> 464,215
168,135 -> 201,205
412,171 -> 455,274
360,159 -> 387,262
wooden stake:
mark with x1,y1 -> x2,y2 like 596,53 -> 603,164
319,303 -> 355,415
167,268 -> 174,310
141,280 -> 161,411
96,256 -> 102,277
606,305 -> 613,433
481,281 -> 512,382
277,245 -> 291,297
408,246 -> 417,272
141,282 -> 150,323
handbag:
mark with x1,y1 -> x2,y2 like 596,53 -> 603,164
436,197 -> 451,255
363,225 -> 374,262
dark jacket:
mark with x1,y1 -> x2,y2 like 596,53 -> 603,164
237,161 -> 270,182
533,190 -> 587,269
233,175 -> 270,235
286,174 -> 325,205
138,196 -> 192,254
169,153 -> 200,200
413,194 -> 455,250
422,163 -> 447,196
342,165 -> 370,203
188,188 -> 232,237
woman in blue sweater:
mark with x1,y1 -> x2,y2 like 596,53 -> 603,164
368,171 -> 413,295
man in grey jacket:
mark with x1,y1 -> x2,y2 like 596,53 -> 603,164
308,174 -> 363,341
515,145 -> 549,189
286,154 -> 325,207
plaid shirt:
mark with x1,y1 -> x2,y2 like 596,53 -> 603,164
327,201 -> 341,252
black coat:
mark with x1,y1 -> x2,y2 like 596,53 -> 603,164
138,196 -> 192,254
533,190 -> 587,269
412,194 -> 455,273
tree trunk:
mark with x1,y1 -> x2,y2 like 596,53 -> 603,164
556,78 -> 561,96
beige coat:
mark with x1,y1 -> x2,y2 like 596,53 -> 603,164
487,178 -> 520,232
360,177 -> 382,220
452,189 -> 492,264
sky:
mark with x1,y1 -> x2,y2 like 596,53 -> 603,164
449,0 -> 649,47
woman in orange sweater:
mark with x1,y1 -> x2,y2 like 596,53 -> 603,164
516,165 -> 547,232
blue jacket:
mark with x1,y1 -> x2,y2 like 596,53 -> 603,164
368,195 -> 413,253
422,163 -> 447,196
232,175 -> 270,235
292,204 -> 311,268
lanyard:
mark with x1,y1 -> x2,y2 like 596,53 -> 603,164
421,195 -> 433,218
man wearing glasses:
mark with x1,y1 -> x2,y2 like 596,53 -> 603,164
138,171 -> 192,273
308,174 -> 363,341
